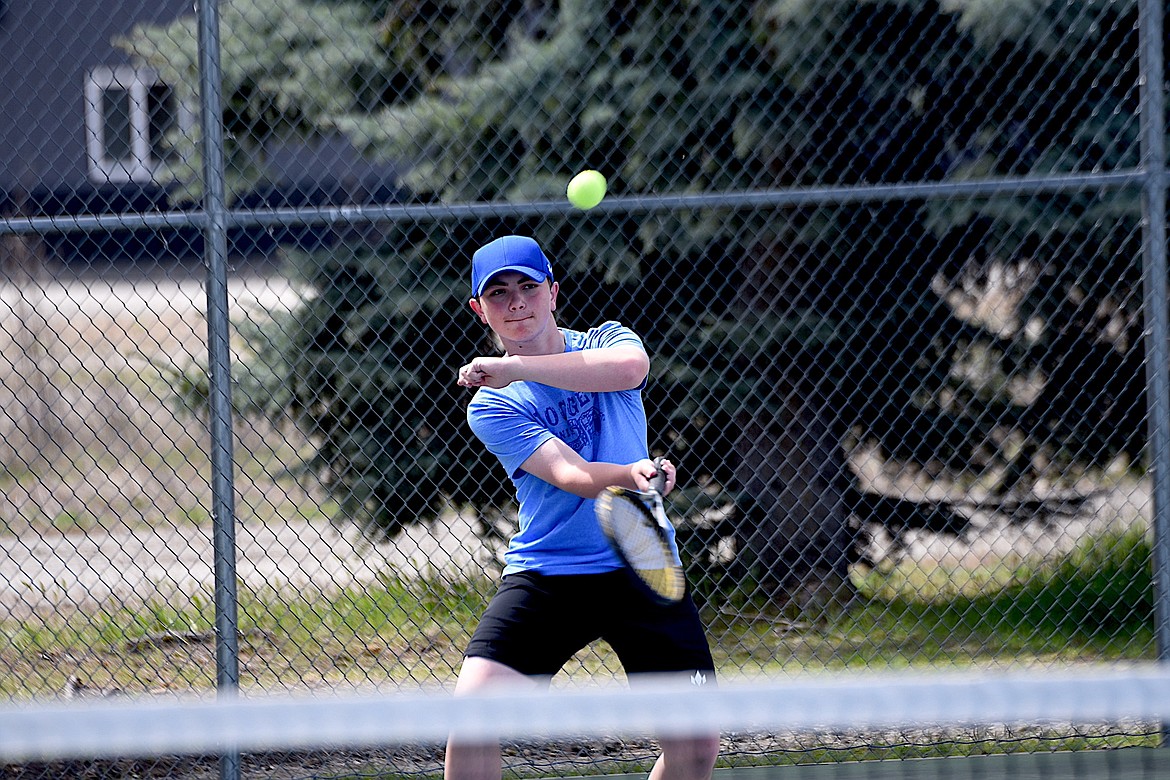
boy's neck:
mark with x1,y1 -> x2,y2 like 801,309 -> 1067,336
504,327 -> 565,357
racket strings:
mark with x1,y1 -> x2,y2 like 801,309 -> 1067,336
598,490 -> 686,602
606,501 -> 671,570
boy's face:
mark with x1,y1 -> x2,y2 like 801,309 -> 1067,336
468,271 -> 560,347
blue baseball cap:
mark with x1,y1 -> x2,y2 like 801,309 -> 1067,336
471,235 -> 554,297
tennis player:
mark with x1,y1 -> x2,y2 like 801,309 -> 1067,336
449,234 -> 719,780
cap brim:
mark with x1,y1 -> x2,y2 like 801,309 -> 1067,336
474,266 -> 550,296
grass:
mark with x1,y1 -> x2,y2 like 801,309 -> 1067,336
696,525 -> 1157,673
0,572 -> 491,697
853,525 -> 1156,660
1,526 -> 1156,698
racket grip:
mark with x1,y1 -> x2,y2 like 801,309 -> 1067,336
650,456 -> 667,494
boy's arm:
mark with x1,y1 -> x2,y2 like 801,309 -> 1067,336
457,346 -> 649,392
520,438 -> 676,498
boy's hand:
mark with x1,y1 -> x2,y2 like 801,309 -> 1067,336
457,357 -> 517,389
631,458 -> 677,496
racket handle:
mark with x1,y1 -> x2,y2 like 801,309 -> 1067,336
650,456 -> 667,494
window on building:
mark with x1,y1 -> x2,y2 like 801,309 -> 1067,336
85,66 -> 184,183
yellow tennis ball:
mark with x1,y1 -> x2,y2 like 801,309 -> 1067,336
567,170 -> 607,210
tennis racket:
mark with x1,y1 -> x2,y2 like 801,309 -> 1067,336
595,458 -> 686,604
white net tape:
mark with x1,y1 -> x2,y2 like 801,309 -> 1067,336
1,666 -> 1167,764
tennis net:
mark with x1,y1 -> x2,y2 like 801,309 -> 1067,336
1,665 -> 1168,779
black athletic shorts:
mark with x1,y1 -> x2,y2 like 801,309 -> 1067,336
464,569 -> 716,681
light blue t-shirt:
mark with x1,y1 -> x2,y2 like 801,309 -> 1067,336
467,321 -> 662,575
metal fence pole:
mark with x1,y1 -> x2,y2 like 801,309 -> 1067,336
1139,0 -> 1170,747
195,0 -> 242,778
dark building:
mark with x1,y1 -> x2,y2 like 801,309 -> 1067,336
0,0 -> 398,264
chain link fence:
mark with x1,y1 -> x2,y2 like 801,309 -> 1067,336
2,0 -> 1169,776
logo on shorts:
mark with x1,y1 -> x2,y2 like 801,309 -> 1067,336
690,671 -> 707,687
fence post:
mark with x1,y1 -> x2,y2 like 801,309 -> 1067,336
195,0 -> 242,777
1139,0 -> 1170,747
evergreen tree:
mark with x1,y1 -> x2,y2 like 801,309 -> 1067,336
131,0 -> 1151,607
